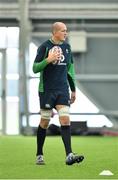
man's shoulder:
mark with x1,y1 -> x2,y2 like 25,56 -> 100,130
37,40 -> 51,53
63,41 -> 69,45
39,39 -> 50,48
62,41 -> 71,48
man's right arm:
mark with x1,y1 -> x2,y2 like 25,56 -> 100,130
33,45 -> 61,73
32,45 -> 49,73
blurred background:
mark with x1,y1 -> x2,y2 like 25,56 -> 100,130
0,0 -> 118,136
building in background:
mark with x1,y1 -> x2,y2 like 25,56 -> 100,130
0,0 -> 118,135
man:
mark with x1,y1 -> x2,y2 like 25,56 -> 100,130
33,22 -> 84,165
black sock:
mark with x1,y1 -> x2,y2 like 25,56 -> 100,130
36,125 -> 46,156
61,125 -> 72,156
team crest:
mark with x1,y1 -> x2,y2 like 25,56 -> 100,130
66,49 -> 69,53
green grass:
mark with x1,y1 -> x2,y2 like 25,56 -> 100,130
0,135 -> 118,179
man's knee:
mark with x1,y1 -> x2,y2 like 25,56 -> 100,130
57,106 -> 70,125
60,117 -> 70,126
40,118 -> 49,129
40,109 -> 52,128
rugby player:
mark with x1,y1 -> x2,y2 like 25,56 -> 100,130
33,22 -> 84,165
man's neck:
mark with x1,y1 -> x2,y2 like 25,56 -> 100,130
50,37 -> 62,44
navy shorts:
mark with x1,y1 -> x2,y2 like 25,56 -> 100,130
39,90 -> 70,109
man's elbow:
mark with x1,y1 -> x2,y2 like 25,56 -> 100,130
32,64 -> 38,73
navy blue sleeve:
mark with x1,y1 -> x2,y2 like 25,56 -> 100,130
67,44 -> 76,92
32,44 -> 49,73
34,45 -> 47,63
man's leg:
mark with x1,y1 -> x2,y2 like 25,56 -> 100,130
36,109 -> 52,165
36,118 -> 49,156
56,105 -> 84,165
56,105 -> 72,155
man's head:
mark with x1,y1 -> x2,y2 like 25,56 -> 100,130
51,22 -> 68,43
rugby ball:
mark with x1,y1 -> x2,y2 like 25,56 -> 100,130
50,46 -> 62,64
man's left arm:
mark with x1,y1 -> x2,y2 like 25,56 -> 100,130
67,54 -> 76,104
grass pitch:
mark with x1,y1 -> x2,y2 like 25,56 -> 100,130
0,135 -> 118,179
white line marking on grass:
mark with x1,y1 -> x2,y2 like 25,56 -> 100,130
99,170 -> 114,176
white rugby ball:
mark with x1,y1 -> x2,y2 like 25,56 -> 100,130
50,46 -> 62,64
50,46 -> 62,54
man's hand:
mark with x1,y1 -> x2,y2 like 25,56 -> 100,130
46,50 -> 61,63
70,91 -> 76,104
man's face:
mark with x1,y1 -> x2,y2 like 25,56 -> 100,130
55,25 -> 68,42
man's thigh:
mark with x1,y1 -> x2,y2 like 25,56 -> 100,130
39,91 -> 55,109
55,90 -> 70,107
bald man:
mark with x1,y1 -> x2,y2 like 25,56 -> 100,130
33,22 -> 84,165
